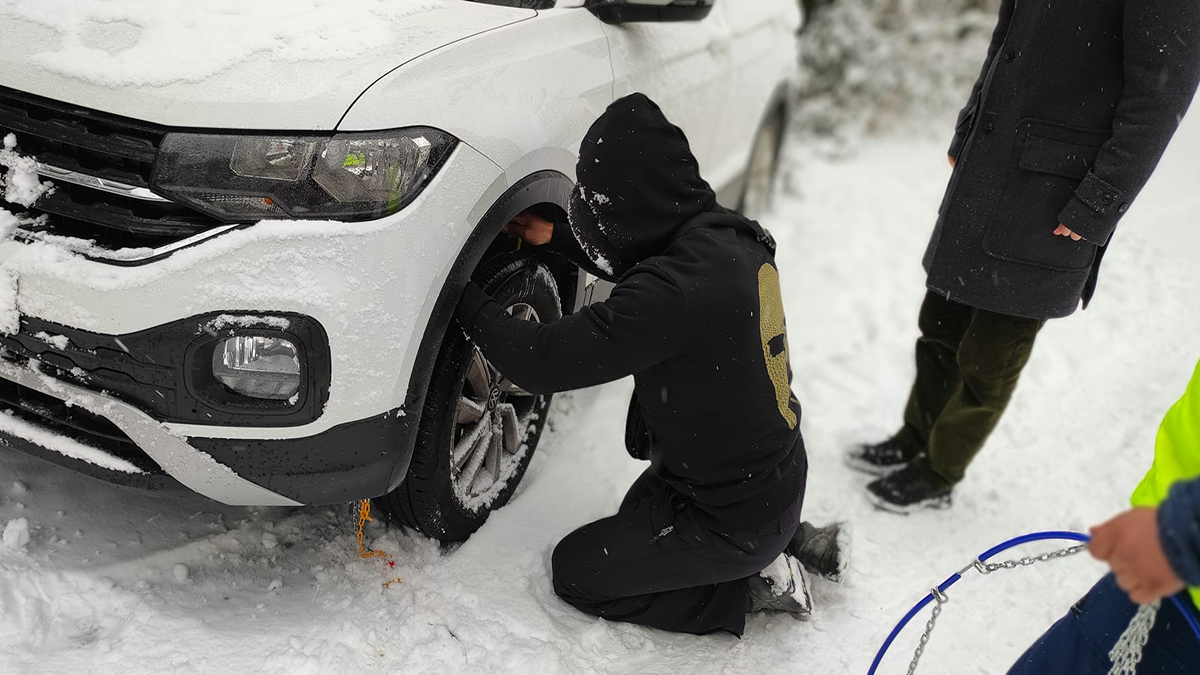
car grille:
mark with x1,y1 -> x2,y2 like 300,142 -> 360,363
0,317 -> 178,421
0,85 -> 225,254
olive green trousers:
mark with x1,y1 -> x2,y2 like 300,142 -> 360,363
895,291 -> 1045,485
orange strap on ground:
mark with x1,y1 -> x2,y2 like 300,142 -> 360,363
356,499 -> 403,587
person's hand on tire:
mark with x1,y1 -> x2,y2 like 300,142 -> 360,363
505,211 -> 554,246
1089,507 -> 1186,605
948,155 -> 956,168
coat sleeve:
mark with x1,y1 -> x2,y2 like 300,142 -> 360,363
1057,1 -> 1200,246
539,215 -> 620,283
1158,476 -> 1200,587
453,266 -> 687,395
948,0 -> 1016,159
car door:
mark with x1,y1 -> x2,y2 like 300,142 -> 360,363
708,0 -> 800,194
598,9 -> 733,186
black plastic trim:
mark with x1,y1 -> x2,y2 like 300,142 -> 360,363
587,0 -> 714,24
191,408 -> 412,505
34,188 -> 215,238
0,312 -> 331,427
14,224 -> 256,269
463,0 -> 555,8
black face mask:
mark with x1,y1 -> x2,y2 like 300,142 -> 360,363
568,93 -> 717,280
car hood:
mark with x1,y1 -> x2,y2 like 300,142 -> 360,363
0,0 -> 534,130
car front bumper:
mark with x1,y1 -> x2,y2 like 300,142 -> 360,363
0,143 -> 508,505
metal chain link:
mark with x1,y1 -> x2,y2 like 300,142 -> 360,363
906,544 -> 1088,674
907,588 -> 947,675
973,544 -> 1088,575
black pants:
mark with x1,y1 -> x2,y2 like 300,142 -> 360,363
551,469 -> 804,636
896,290 -> 1045,485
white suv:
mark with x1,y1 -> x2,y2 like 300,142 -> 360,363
0,0 -> 800,541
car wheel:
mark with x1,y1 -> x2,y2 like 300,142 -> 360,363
380,253 -> 561,543
739,109 -> 786,221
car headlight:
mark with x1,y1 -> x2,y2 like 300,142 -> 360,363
151,129 -> 456,221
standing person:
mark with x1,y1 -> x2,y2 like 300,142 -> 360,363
453,93 -> 848,636
1008,356 -> 1200,673
846,0 -> 1200,512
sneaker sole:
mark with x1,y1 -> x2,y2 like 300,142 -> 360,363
787,556 -> 814,620
843,453 -> 908,477
828,522 -> 853,584
753,554 -> 813,619
865,489 -> 952,515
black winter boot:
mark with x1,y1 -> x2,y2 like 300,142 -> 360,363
788,521 -> 851,583
844,437 -> 919,476
866,460 -> 953,514
746,553 -> 813,618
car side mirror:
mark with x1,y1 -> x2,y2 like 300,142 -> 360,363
586,0 -> 715,24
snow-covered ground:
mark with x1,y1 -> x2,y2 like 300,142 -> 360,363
3,107 -> 1199,674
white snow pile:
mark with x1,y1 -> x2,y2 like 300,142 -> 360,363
0,133 -> 51,334
795,0 -> 1001,151
2,517 -> 29,550
32,331 -> 70,350
0,133 -> 52,212
206,314 -> 293,332
0,0 -> 446,87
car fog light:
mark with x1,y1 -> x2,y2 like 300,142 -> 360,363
212,336 -> 301,401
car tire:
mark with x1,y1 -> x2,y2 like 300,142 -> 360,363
739,108 -> 787,221
379,253 -> 561,543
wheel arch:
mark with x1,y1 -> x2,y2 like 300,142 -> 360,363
384,170 -> 580,492
729,82 -> 793,212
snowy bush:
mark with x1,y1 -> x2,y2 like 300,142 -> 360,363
794,0 -> 1001,152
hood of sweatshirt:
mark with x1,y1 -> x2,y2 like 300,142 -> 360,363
568,93 -> 717,280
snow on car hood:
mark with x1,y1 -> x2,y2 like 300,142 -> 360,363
0,0 -> 534,130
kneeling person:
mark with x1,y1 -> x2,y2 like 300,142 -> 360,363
453,94 -> 846,636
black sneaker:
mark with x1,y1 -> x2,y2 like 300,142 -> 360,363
866,461 -> 952,514
788,521 -> 852,584
844,437 -> 919,476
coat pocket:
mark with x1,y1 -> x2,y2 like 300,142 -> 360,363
983,119 -> 1110,272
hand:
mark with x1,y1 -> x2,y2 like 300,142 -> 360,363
1054,224 -> 1083,242
1089,508 -> 1186,605
504,211 -> 554,246
948,155 -> 957,168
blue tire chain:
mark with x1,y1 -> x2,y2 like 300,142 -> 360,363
867,530 -> 1200,674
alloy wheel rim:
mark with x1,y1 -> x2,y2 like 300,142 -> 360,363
450,302 -> 543,507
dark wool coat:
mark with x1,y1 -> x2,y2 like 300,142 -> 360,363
925,0 -> 1200,320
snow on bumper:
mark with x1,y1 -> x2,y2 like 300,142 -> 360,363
0,358 -> 300,506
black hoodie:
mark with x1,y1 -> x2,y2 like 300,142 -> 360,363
455,94 -> 806,530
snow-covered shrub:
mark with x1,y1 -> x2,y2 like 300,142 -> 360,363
794,0 -> 1001,152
